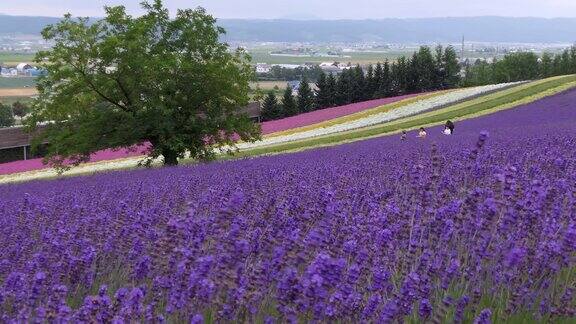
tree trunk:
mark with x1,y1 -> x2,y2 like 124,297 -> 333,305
162,148 -> 179,166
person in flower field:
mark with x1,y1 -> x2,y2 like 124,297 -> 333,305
400,130 -> 408,140
444,120 -> 455,135
417,127 -> 427,138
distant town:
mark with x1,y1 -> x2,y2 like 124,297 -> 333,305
0,31 -> 573,81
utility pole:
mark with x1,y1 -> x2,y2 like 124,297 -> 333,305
461,35 -> 465,61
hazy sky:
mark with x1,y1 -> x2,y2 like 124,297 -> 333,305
1,0 -> 576,19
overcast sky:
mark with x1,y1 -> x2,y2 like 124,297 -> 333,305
1,0 -> 576,19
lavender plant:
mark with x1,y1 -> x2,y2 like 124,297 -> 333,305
1,89 -> 576,322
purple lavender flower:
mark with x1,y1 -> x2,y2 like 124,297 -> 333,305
474,308 -> 492,324
1,87 -> 576,321
419,298 -> 432,319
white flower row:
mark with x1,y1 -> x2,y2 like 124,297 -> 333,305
237,82 -> 525,150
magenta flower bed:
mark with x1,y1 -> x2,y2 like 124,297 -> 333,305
0,147 -> 149,176
0,94 -> 418,176
261,94 -> 418,135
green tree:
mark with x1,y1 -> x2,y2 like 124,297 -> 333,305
364,64 -> 376,99
335,69 -> 352,106
492,52 -> 539,83
462,59 -> 494,86
261,91 -> 280,121
315,71 -> 332,109
297,76 -> 315,113
28,0 -> 260,168
379,60 -> 392,97
434,45 -> 445,87
281,86 -> 298,117
540,53 -> 554,78
12,101 -> 30,118
408,46 -> 436,92
373,62 -> 383,98
442,46 -> 461,88
325,73 -> 337,107
252,85 -> 265,104
0,103 -> 15,128
351,65 -> 366,102
391,57 -> 408,95
570,46 -> 576,74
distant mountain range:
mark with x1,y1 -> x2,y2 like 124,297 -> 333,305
1,15 -> 575,43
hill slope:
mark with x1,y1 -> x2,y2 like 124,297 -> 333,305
1,78 -> 576,322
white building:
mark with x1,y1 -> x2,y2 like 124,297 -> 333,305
16,63 -> 33,73
1,68 -> 18,77
319,62 -> 337,68
255,63 -> 271,74
274,64 -> 302,70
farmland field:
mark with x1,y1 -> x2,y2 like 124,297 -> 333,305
0,52 -> 36,65
248,50 -> 407,65
0,96 -> 34,106
0,77 -> 37,89
0,87 -> 38,96
1,84 -> 575,322
250,81 -> 293,90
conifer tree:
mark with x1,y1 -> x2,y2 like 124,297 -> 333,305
261,91 -> 280,121
351,64 -> 366,102
540,53 -> 553,78
381,60 -> 393,96
409,46 -> 435,92
326,73 -> 337,107
281,86 -> 298,117
393,57 -> 409,94
365,64 -> 376,99
297,76 -> 315,113
442,46 -> 461,88
315,71 -> 331,109
335,69 -> 352,106
434,45 -> 445,88
373,62 -> 383,98
568,45 -> 576,74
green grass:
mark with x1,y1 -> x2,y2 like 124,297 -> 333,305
0,96 -> 34,105
248,50 -> 408,65
246,48 -> 502,65
233,75 -> 576,158
0,52 -> 36,64
0,77 -> 37,88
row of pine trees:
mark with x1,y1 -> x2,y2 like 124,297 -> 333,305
261,45 -> 576,122
261,45 -> 459,121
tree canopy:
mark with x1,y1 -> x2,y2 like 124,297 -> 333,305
261,91 -> 281,121
0,103 -> 15,128
281,86 -> 298,117
297,76 -> 315,113
28,0 -> 260,169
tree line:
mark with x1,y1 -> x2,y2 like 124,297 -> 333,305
462,46 -> 576,86
261,45 -> 576,122
261,45 -> 460,121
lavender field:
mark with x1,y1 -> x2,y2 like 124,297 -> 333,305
1,89 -> 576,323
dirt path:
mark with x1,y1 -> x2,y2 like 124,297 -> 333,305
0,88 -> 38,97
